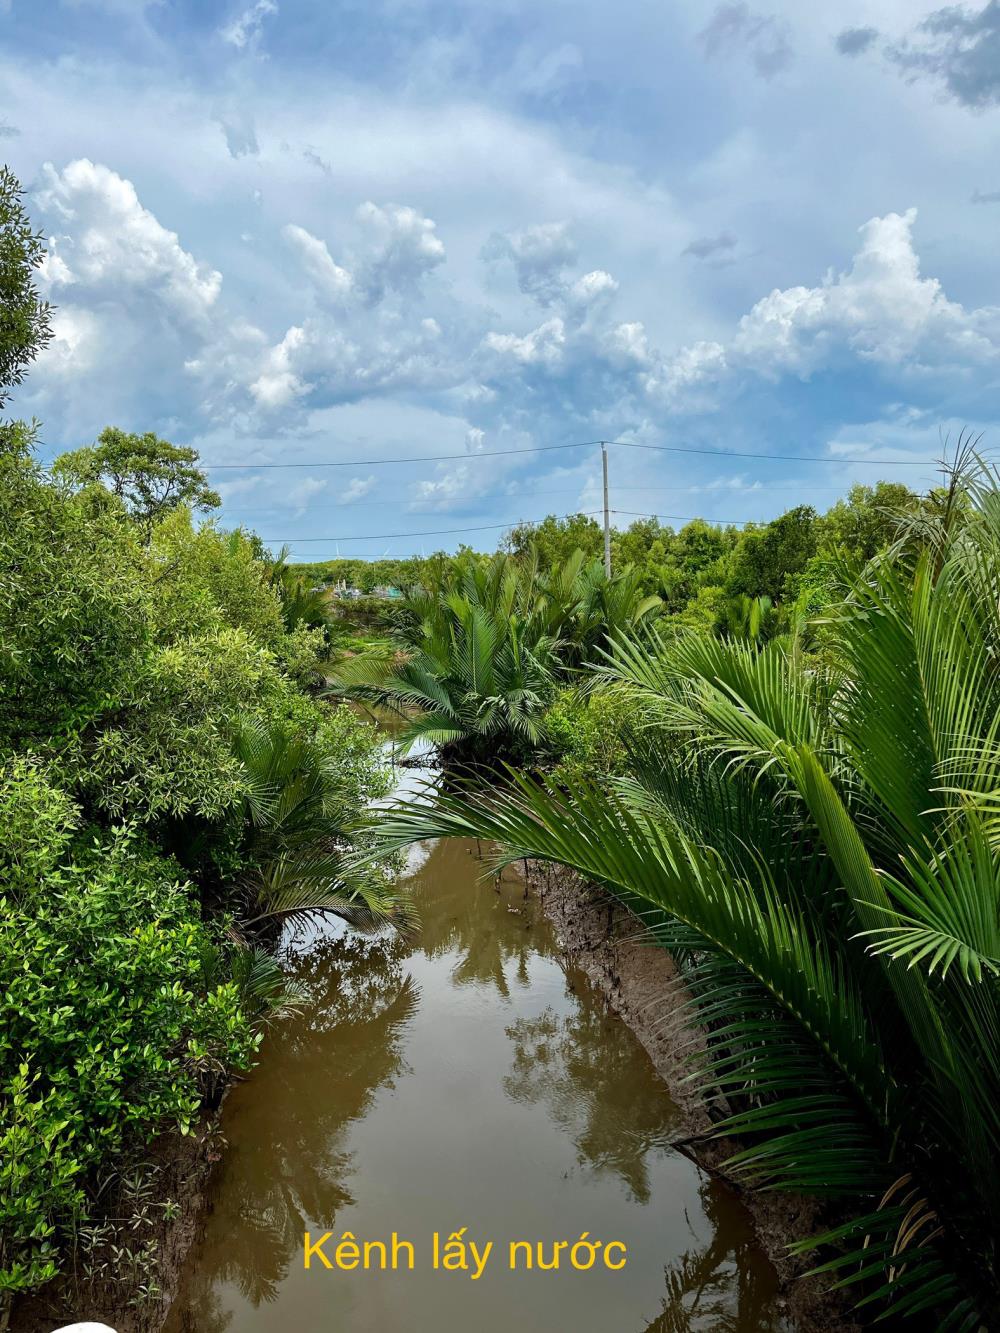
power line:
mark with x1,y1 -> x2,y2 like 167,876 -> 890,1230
613,508 -> 751,527
198,442 -> 600,469
260,511 -> 604,543
261,506 -> 762,544
614,441 -> 937,467
220,477 -> 933,520
195,437 -> 938,470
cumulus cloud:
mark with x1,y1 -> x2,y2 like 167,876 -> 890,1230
340,476 -> 376,503
886,1 -> 1000,108
604,321 -> 651,366
731,208 -> 999,375
835,26 -> 879,57
484,221 -> 577,305
220,0 -> 277,49
220,308 -> 452,424
356,202 -> 446,302
644,340 -> 728,404
288,475 -> 327,510
42,307 -> 100,377
283,224 -> 353,302
683,230 -> 738,260
482,317 -> 566,366
36,159 -> 222,322
249,325 -> 310,408
565,270 -> 618,325
698,4 -> 793,79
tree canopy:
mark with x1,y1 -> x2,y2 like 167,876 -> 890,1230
54,426 -> 221,528
0,164 -> 52,404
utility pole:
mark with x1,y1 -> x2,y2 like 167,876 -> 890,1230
601,441 -> 611,577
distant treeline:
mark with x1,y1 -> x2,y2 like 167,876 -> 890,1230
295,478 -> 920,640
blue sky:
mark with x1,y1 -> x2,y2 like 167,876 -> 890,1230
5,0 -> 1000,558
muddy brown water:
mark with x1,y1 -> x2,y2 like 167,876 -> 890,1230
164,754 -> 792,1333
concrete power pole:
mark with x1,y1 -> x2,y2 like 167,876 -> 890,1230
601,442 -> 611,577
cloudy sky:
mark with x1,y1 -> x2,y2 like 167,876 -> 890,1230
5,0 -> 1000,557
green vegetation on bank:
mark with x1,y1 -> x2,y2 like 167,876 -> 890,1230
369,454 -> 999,1329
0,172 -> 393,1319
327,550 -> 660,761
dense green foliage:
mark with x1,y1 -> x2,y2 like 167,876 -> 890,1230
54,426 -> 222,531
0,169 -> 393,1316
1,762 -> 259,1295
328,550 -> 659,761
372,457 -> 999,1329
0,166 -> 51,403
0,433 -> 391,1307
302,483 -> 921,654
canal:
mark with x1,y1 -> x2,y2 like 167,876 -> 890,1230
164,752 -> 790,1332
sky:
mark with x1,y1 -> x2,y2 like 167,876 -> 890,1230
4,0 -> 1000,558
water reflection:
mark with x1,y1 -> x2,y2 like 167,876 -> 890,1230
166,831 -> 789,1333
503,1005 -> 678,1204
650,1179 -> 786,1332
412,839 -> 540,995
165,931 -> 417,1330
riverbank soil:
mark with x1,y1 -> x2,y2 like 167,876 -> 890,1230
526,860 -> 860,1333
10,1126 -> 218,1333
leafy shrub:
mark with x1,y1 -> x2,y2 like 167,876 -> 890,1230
543,687 -> 637,783
0,423 -> 148,752
146,510 -> 285,648
0,767 -> 259,1296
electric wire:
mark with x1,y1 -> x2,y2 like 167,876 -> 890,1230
261,511 -> 605,543
196,437 -> 939,470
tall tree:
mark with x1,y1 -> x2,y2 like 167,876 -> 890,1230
0,165 -> 52,403
503,512 -> 603,566
55,426 -> 221,529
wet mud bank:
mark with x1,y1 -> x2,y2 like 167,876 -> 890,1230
526,859 -> 859,1333
10,1124 -> 218,1333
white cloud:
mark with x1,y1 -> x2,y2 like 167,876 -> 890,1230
249,325 -> 310,408
340,475 -> 376,503
220,0 -> 277,49
605,321 -> 651,366
566,269 -> 618,319
356,202 -> 446,302
41,307 -> 100,376
732,208 -> 999,375
482,317 -> 566,366
485,221 -> 577,305
644,339 -> 728,404
36,159 -> 222,322
288,476 -> 327,510
283,223 -> 353,302
412,462 -> 474,510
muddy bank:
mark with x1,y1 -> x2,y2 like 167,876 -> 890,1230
526,860 -> 859,1333
10,1122 -> 219,1333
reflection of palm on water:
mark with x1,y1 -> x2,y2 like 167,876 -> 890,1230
165,934 -> 418,1327
165,833 -> 788,1333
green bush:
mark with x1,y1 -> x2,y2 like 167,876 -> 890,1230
543,687 -> 637,782
0,763 -> 259,1295
0,424 -> 148,752
146,510 -> 285,649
